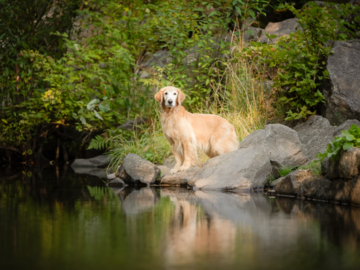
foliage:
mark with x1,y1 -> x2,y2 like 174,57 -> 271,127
0,0 -> 81,153
243,2 -> 360,120
317,124 -> 360,162
278,166 -> 296,177
299,159 -> 321,176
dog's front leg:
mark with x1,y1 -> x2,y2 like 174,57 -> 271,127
170,145 -> 183,174
179,141 -> 196,172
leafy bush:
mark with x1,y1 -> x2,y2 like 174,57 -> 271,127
244,2 -> 360,120
317,124 -> 360,162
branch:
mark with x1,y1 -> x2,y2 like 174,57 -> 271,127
0,146 -> 22,154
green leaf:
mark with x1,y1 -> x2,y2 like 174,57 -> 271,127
343,142 -> 354,151
94,110 -> 103,121
87,99 -> 100,110
80,116 -> 86,125
99,103 -> 110,112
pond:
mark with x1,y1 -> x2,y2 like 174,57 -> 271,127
1,166 -> 360,270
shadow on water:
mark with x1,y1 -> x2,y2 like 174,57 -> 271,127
1,167 -> 360,270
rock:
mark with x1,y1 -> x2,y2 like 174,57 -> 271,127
72,167 -> 107,179
244,27 -> 262,42
117,117 -> 148,130
162,156 -> 176,168
350,176 -> 360,205
240,124 -> 308,167
107,173 -> 116,180
323,40 -> 360,125
160,166 -> 200,186
189,147 -> 272,191
71,154 -> 110,168
88,155 -> 110,167
326,148 -> 360,180
294,116 -> 360,160
275,170 -> 315,196
298,177 -> 335,201
333,119 -> 360,137
107,178 -> 125,187
294,115 -> 336,160
259,18 -> 300,44
121,153 -> 160,185
239,129 -> 265,149
157,165 -> 171,177
265,124 -> 308,167
140,50 -> 172,70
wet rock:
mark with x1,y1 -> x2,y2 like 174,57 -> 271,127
350,176 -> 360,205
275,170 -> 315,196
107,178 -> 125,187
298,177 -> 335,200
323,39 -> 360,125
259,18 -> 300,44
72,166 -> 107,179
325,148 -> 360,180
160,166 -> 200,186
189,147 -> 272,191
71,154 -> 110,168
120,154 -> 160,185
240,124 -> 308,167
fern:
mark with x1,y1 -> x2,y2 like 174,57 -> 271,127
87,135 -> 107,150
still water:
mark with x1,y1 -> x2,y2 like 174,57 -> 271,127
1,167 -> 360,270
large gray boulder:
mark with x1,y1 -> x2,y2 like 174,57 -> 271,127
323,39 -> 360,125
259,18 -> 300,44
240,124 -> 308,167
189,147 -> 272,191
294,115 -> 337,160
119,153 -> 160,185
294,115 -> 360,160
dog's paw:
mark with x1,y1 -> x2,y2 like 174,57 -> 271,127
179,165 -> 190,172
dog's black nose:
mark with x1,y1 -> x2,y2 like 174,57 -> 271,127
168,100 -> 173,104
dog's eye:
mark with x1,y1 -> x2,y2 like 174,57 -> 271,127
165,92 -> 167,95
173,93 -> 176,95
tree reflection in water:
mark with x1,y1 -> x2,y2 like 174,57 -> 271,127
1,167 -> 360,270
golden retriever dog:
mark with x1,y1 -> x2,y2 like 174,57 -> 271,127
155,86 -> 239,173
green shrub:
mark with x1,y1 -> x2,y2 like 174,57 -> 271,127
317,124 -> 360,162
243,2 -> 360,120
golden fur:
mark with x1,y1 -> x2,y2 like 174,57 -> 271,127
155,86 -> 239,173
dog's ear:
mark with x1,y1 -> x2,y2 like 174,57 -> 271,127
177,88 -> 186,105
154,89 -> 164,103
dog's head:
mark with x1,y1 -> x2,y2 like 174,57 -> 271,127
154,86 -> 185,108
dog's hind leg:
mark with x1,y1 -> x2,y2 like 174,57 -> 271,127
207,128 -> 239,157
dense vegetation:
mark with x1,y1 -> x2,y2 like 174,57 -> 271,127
0,0 -> 359,168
